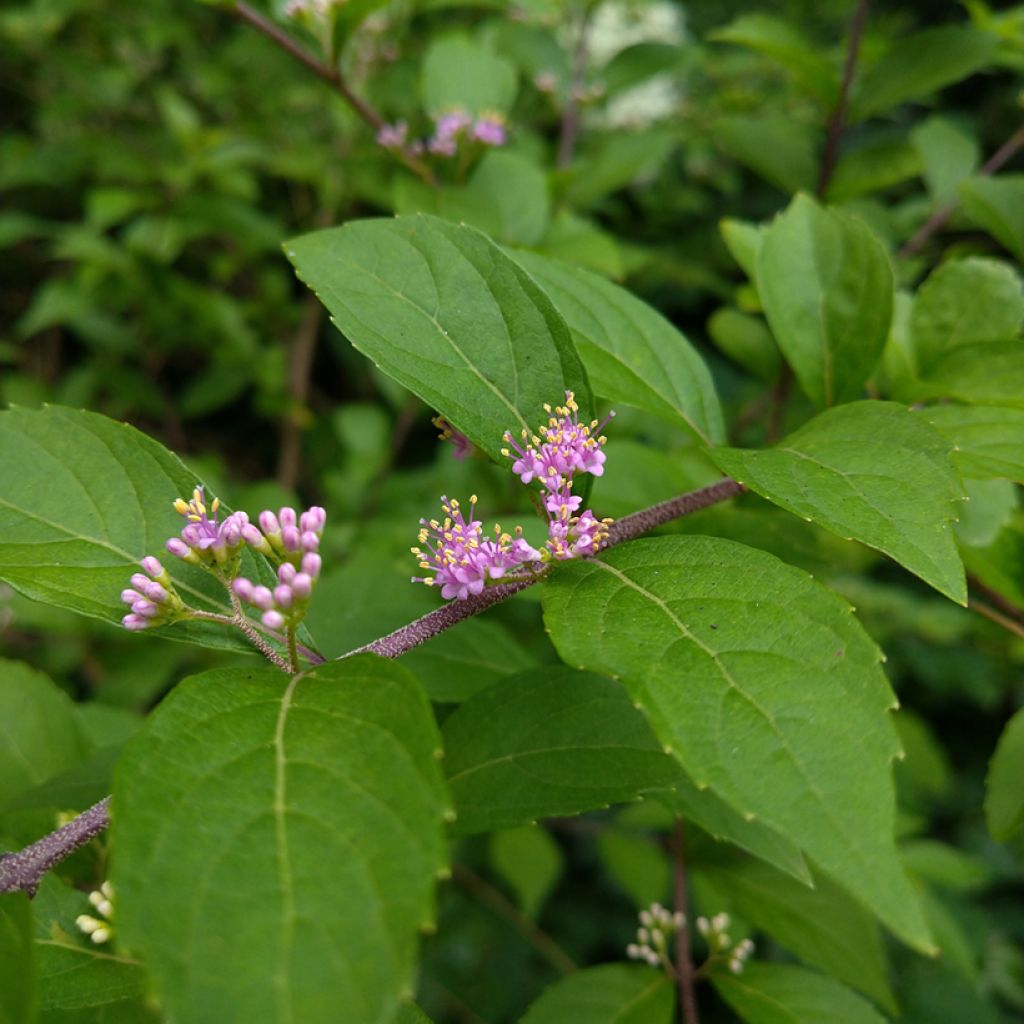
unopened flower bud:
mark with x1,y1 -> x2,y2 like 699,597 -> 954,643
300,507 -> 326,533
301,553 -> 321,578
273,585 -> 293,609
251,585 -> 274,611
281,526 -> 300,551
279,507 -> 297,530
262,610 -> 285,631
259,510 -> 280,536
291,573 -> 312,599
141,556 -> 164,578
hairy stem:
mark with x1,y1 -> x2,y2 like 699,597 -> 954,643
228,593 -> 292,672
671,819 -> 699,1024
229,2 -> 437,186
817,0 -> 870,198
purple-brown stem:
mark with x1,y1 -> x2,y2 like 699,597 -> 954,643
671,819 -> 699,1024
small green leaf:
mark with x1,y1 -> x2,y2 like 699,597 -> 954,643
851,25 -> 997,121
113,657 -> 449,1024
598,830 -> 670,908
519,964 -> 673,1024
442,667 -> 680,835
711,402 -> 967,603
0,659 -> 86,807
955,478 -> 1017,548
421,35 -> 517,116
693,859 -> 896,1012
921,404 -> 1024,483
0,406 -> 263,649
286,215 -> 590,463
909,257 -> 1024,373
542,537 -> 933,951
960,174 -> 1024,262
713,115 -> 817,194
707,308 -> 781,383
911,117 -> 980,206
757,194 -> 893,406
0,893 -> 35,1024
511,250 -> 725,444
713,962 -> 888,1024
925,342 -> 1024,409
720,219 -> 765,283
490,826 -> 563,918
985,707 -> 1024,841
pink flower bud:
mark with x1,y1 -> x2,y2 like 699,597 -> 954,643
274,584 -> 293,608
278,562 -> 296,584
261,610 -> 285,631
130,573 -> 150,592
300,531 -> 319,552
301,553 -> 321,578
241,523 -> 270,551
279,507 -> 297,530
300,507 -> 326,534
181,524 -> 202,547
121,589 -> 143,604
144,581 -> 168,603
141,556 -> 164,578
166,538 -> 190,558
220,519 -> 241,547
291,573 -> 313,599
259,510 -> 280,536
132,600 -> 160,618
281,526 -> 300,551
251,586 -> 274,611
122,614 -> 149,631
232,578 -> 255,602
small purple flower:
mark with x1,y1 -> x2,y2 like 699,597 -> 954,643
165,486 -> 248,570
432,415 -> 475,460
376,120 -> 408,150
471,113 -> 507,147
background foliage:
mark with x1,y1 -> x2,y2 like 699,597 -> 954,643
2,0 -> 1024,1021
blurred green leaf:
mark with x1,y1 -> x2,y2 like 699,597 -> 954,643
706,308 -> 781,382
598,830 -> 669,909
986,707 -> 1024,841
0,893 -> 35,1024
960,174 -> 1024,262
421,36 -> 517,116
519,964 -> 672,1024
490,826 -> 563,919
911,117 -> 980,206
922,404 -> 1024,483
713,115 -> 817,195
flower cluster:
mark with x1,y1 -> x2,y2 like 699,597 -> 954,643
696,912 -> 755,974
626,902 -> 685,968
165,487 -> 248,572
76,881 -> 115,945
231,506 -> 325,630
412,392 -> 613,599
120,556 -> 185,631
376,109 -> 507,157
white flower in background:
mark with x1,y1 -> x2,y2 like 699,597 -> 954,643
604,74 -> 680,128
586,1 -> 686,65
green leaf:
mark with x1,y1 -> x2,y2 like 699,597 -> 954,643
519,964 -> 673,1024
713,963 -> 887,1024
711,402 -> 967,603
921,404 -> 1024,483
851,26 -> 998,121
955,478 -> 1017,548
490,826 -> 563,918
925,342 -> 1024,409
909,257 -> 1024,374
911,117 -> 980,206
706,308 -> 781,383
285,215 -> 590,463
112,657 -> 449,1024
421,35 -> 517,116
985,706 -> 1024,841
960,174 -> 1024,262
826,137 -> 922,203
757,195 -> 893,406
0,893 -> 35,1024
720,219 -> 764,284
709,14 -> 838,107
31,877 -> 144,1011
0,659 -> 86,807
0,406 -> 262,649
442,667 -> 680,835
510,250 -> 725,444
598,830 -> 669,908
542,536 -> 933,951
563,130 -> 675,209
468,151 -> 550,247
713,115 -> 817,195
693,859 -> 896,1012
391,1006 -> 434,1024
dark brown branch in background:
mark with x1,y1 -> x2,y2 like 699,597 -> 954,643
556,4 -> 593,169
671,820 -> 699,1024
900,120 -> 1024,258
277,290 -> 323,490
970,599 -> 1024,639
229,2 -> 437,186
0,798 -> 110,896
817,0 -> 870,198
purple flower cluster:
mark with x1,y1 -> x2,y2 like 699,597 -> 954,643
412,392 -> 614,600
120,556 -> 184,631
165,487 -> 248,569
231,505 -> 325,630
376,110 -> 507,158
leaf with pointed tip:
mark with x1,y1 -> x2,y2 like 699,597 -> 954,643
113,657 -> 449,1024
711,402 -> 966,603
285,215 -> 591,463
713,963 -> 887,1024
921,405 -> 1024,484
757,194 -> 893,406
985,707 -> 1024,841
542,536 -> 933,951
509,250 -> 725,444
519,964 -> 673,1024
0,406 -> 276,651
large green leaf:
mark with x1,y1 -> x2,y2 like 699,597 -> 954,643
518,964 -> 672,1024
713,963 -> 887,1024
909,257 -> 1023,374
850,25 -> 997,121
757,195 -> 893,406
442,667 -> 680,834
542,537 -> 932,951
960,175 -> 1024,263
711,402 -> 967,603
510,250 -> 725,444
693,858 -> 895,1012
286,216 -> 591,463
0,406 -> 265,649
985,707 -> 1024,841
922,405 -> 1024,483
0,659 -> 86,807
924,342 -> 1024,409
112,657 -> 449,1024
420,36 -> 517,116
0,893 -> 34,1024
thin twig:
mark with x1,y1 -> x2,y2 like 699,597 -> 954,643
817,0 -> 870,199
900,120 -> 1024,258
228,593 -> 293,672
229,2 -> 437,186
556,4 -> 592,169
671,820 -> 699,1024
278,284 -> 324,491
452,864 -> 577,976
970,599 -> 1024,640
0,477 -> 743,896
968,573 -> 1024,624
0,798 -> 111,896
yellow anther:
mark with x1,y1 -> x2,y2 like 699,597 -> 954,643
173,498 -> 189,515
